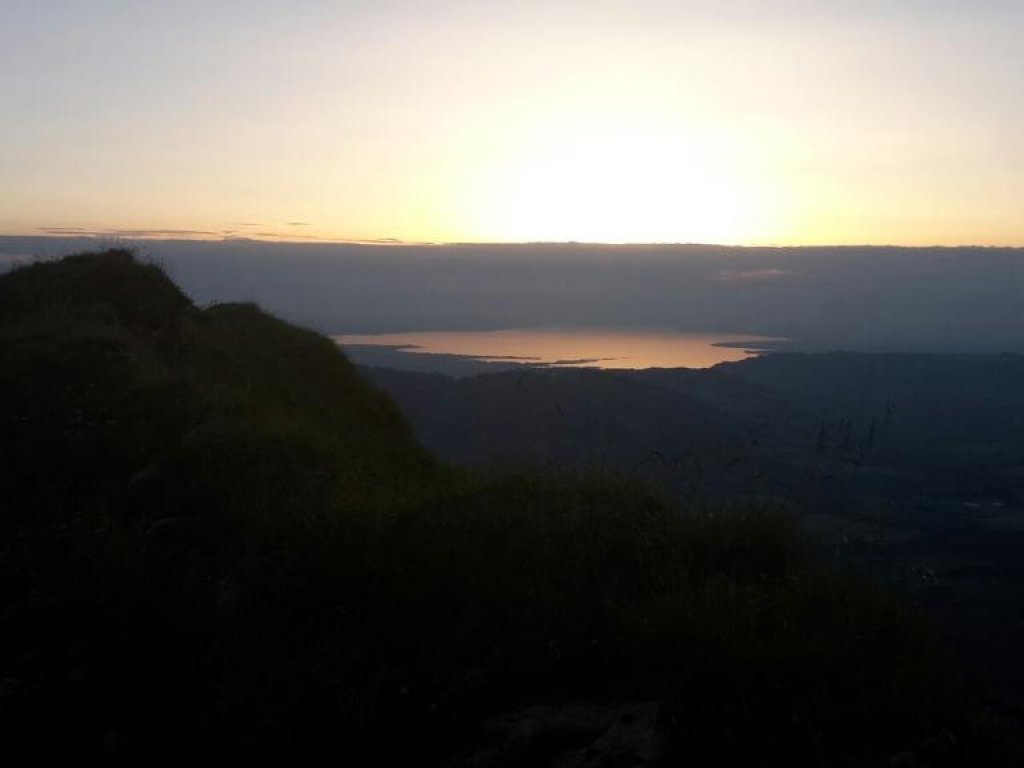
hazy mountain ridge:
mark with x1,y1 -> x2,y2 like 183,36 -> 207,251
363,353 -> 1024,713
363,352 -> 1024,501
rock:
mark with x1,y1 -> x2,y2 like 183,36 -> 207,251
888,750 -> 916,767
453,701 -> 663,768
555,702 -> 662,768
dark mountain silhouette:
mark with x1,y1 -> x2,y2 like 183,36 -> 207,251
1,249 -> 1019,765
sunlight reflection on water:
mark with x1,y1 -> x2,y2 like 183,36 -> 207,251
335,329 -> 785,369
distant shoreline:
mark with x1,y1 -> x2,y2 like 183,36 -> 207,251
711,338 -> 794,352
335,329 -> 788,376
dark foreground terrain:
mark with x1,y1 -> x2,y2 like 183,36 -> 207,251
363,351 -> 1024,719
1,250 -> 1020,765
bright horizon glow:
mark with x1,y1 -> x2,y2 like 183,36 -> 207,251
3,2 -> 1024,247
464,114 -> 776,245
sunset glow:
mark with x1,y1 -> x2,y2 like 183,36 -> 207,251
466,115 -> 773,244
3,1 -> 1023,245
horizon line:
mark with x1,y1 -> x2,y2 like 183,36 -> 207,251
3,231 -> 1024,251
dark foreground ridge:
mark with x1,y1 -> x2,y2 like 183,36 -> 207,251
1,250 -> 1018,765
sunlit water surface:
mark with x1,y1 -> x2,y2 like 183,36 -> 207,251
335,329 -> 784,370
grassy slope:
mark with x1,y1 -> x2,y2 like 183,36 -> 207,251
0,250 -> 1015,765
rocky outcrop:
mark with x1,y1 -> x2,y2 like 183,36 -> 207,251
453,701 -> 663,768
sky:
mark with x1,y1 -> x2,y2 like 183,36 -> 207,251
3,1 -> 1023,246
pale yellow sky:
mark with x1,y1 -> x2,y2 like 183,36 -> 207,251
3,1 -> 1023,245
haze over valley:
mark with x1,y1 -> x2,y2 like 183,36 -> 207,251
4,237 -> 1023,363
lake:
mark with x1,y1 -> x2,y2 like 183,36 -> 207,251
334,329 -> 785,371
